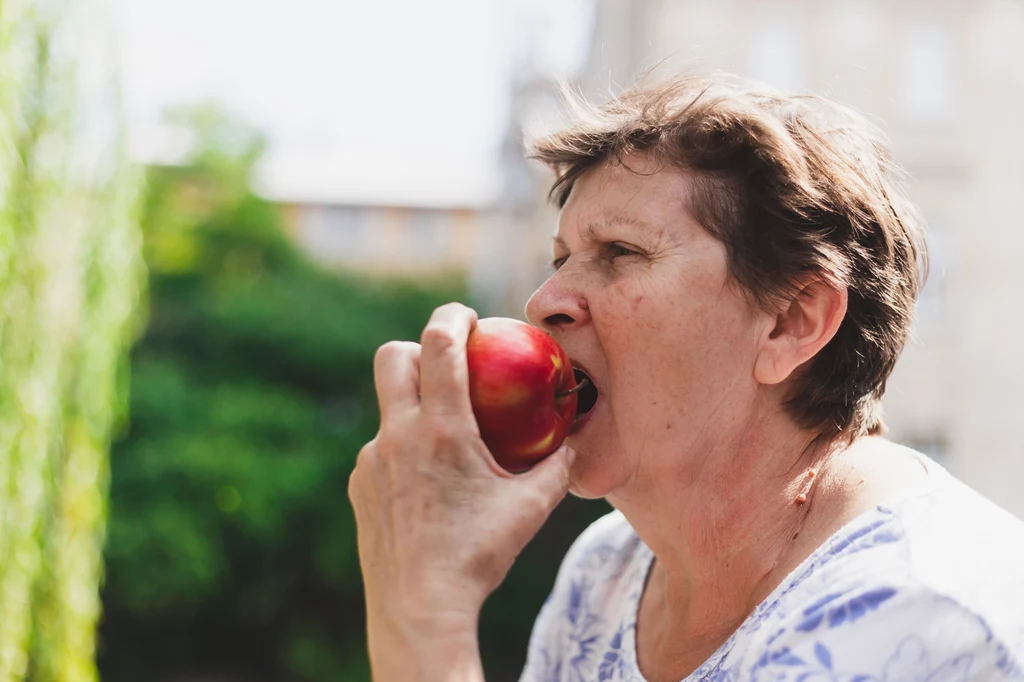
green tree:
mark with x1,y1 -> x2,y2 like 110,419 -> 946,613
99,107 -> 473,681
0,2 -> 144,681
99,108 -> 610,681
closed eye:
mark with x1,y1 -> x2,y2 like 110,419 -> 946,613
607,243 -> 642,259
553,244 -> 641,270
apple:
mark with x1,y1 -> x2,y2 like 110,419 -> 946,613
466,317 -> 581,473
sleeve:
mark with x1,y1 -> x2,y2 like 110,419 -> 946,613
743,582 -> 1024,682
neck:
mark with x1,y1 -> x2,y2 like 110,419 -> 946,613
607,405 -> 849,637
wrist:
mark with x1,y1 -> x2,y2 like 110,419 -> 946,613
367,611 -> 483,682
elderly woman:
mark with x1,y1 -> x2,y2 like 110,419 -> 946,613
348,75 -> 1024,681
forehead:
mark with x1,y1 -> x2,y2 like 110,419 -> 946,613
555,155 -> 700,243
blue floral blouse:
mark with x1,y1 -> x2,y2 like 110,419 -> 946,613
520,457 -> 1024,681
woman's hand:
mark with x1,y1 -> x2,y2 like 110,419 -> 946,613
349,303 -> 576,681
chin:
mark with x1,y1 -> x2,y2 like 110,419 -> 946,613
567,478 -> 608,500
564,437 -> 628,500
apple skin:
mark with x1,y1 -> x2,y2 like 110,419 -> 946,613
466,317 -> 578,473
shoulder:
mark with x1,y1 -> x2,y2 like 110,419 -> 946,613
730,461 -> 1024,680
739,579 -> 1024,681
798,451 -> 1024,637
893,459 -> 1024,650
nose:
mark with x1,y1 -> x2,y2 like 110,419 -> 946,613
525,269 -> 591,333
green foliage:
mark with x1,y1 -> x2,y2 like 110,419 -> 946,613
0,2 -> 144,682
98,108 -> 450,680
99,107 -> 610,681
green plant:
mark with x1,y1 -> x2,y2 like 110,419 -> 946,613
0,3 -> 144,681
99,107 -> 610,682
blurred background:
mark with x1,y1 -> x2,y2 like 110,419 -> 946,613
1,0 -> 1021,681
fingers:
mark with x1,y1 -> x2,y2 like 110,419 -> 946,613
419,303 -> 478,419
374,341 -> 421,423
518,444 -> 576,514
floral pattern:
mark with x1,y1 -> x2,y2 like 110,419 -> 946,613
519,479 -> 1024,682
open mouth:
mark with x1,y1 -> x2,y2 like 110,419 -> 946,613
571,368 -> 598,422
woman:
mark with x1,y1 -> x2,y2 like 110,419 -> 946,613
348,75 -> 1024,681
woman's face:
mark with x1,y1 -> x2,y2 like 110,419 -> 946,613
525,154 -> 773,499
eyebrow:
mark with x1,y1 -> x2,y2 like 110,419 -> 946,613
551,215 -> 657,250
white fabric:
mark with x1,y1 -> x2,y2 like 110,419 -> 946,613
520,456 -> 1024,681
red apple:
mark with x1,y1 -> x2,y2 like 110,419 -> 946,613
466,317 -> 579,473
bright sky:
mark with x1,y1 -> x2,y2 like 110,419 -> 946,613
109,0 -> 592,207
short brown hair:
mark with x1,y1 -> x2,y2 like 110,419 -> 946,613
530,74 -> 927,443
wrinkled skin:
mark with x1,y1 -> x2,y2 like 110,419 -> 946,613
348,304 -> 575,680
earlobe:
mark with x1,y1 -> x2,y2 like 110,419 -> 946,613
753,327 -> 794,385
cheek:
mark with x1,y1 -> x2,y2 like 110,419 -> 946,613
602,271 -> 696,342
603,274 -> 756,401
599,282 -> 684,406
595,271 -> 663,330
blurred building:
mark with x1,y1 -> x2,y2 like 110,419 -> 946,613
277,197 -> 550,314
553,0 -> 1024,517
279,202 -> 480,275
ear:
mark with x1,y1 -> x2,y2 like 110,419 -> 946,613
753,279 -> 848,386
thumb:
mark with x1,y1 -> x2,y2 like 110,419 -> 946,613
518,444 -> 576,514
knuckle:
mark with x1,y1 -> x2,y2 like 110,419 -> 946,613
374,340 -> 415,368
438,301 -> 470,316
356,439 -> 377,463
377,412 -> 413,439
420,325 -> 459,354
449,302 -> 478,319
374,340 -> 400,362
523,472 -> 567,515
347,466 -> 363,507
373,343 -> 397,377
429,423 -> 457,448
346,468 -> 360,503
348,441 -> 379,504
520,487 -> 549,513
426,420 -> 462,453
354,440 -> 379,470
